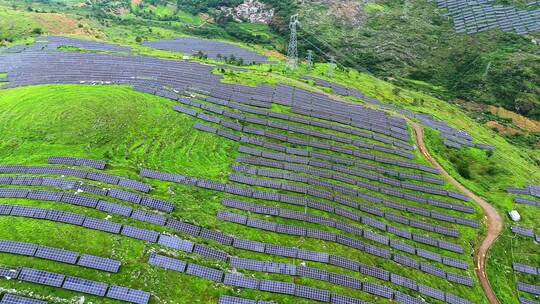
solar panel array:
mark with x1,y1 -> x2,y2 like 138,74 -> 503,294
0,172 -> 174,214
0,266 -> 149,303
0,42 -> 487,304
150,252 -> 471,304
507,184 -> 540,209
434,0 -> 539,35
300,75 -> 494,151
48,156 -> 106,170
39,36 -> 132,53
0,164 -> 150,193
0,198 -> 474,303
0,294 -> 47,304
143,37 -> 269,64
218,295 -> 274,304
0,239 -> 119,272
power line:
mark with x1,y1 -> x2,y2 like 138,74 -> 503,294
286,14 -> 300,70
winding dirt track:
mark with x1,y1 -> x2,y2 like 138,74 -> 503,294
411,122 -> 503,304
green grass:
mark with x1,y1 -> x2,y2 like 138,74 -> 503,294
0,6 -> 39,45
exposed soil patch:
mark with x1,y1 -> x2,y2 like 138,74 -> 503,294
489,106 -> 540,132
486,121 -> 520,135
32,13 -> 103,38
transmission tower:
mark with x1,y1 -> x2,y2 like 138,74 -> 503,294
286,14 -> 300,70
327,56 -> 336,77
306,50 -> 313,69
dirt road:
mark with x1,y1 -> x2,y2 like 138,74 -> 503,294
411,123 -> 503,304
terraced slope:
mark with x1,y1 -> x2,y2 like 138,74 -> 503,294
0,71 -> 485,304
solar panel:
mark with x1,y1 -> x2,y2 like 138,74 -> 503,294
217,210 -> 248,225
223,273 -> 260,289
62,276 -> 108,296
295,285 -> 331,302
264,261 -> 296,275
420,263 -> 446,278
390,273 -> 418,290
328,273 -> 362,289
393,254 -> 420,269
438,240 -> 464,253
330,294 -> 368,304
0,267 -> 19,279
329,255 -> 360,271
157,234 -> 194,252
82,217 -> 122,234
193,244 -> 228,261
513,262 -> 538,275
200,228 -> 234,246
306,228 -> 337,241
85,170 -> 119,184
232,237 -> 265,253
34,246 -> 79,264
363,282 -> 393,298
360,264 -> 390,281
96,200 -> 133,217
148,253 -> 187,272
418,284 -> 445,300
166,219 -> 201,236
265,244 -> 297,258
447,272 -> 474,286
19,267 -> 65,287
259,279 -> 296,295
297,266 -> 330,281
297,248 -> 329,263
106,285 -> 151,304
108,188 -> 142,204
0,240 -> 38,256
140,197 -> 174,212
118,178 -> 151,193
416,248 -> 442,262
0,294 -> 47,304
218,295 -> 257,304
27,190 -> 63,202
121,225 -> 159,243
442,256 -> 469,270
130,210 -> 166,225
445,293 -> 472,304
389,239 -> 415,254
394,291 -> 422,304
77,254 -> 120,273
186,263 -> 224,282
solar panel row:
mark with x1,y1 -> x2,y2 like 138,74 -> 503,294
149,253 -> 471,304
180,95 -> 413,160
48,156 -> 106,170
219,210 -> 471,285
0,177 -> 172,212
0,165 -> 150,192
10,266 -> 150,303
221,197 -> 465,267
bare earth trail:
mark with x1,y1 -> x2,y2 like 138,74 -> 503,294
258,73 -> 504,303
412,122 -> 503,304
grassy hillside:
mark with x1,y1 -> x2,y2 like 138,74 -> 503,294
0,83 -> 484,304
212,61 -> 540,303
